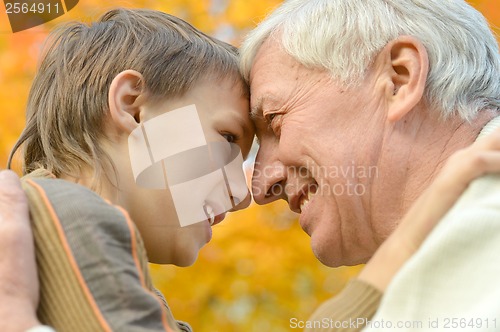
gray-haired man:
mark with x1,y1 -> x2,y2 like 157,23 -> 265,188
240,0 -> 500,327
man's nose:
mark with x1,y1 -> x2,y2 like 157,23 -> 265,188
251,143 -> 287,205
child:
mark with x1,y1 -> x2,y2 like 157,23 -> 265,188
9,8 -> 254,332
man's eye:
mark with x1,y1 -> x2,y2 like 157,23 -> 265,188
266,113 -> 276,123
264,113 -> 281,137
222,133 -> 237,143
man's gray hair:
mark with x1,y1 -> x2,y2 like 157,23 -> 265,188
240,0 -> 500,121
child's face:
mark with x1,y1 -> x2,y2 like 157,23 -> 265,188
114,77 -> 254,266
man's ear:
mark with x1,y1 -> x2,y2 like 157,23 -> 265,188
378,36 -> 429,123
108,70 -> 146,134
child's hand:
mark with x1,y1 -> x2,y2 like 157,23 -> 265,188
0,170 -> 41,332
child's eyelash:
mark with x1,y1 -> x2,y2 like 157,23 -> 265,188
221,132 -> 239,143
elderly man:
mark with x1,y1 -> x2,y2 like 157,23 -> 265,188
239,0 -> 500,328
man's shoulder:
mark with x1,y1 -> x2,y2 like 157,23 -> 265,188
453,173 -> 500,213
454,115 -> 500,213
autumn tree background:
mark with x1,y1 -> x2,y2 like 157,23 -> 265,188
0,1 -> 499,331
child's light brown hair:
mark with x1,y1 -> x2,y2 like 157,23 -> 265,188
9,8 -> 246,184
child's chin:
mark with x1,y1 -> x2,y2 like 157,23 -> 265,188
172,249 -> 200,267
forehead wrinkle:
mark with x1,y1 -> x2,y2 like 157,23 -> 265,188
285,70 -> 333,114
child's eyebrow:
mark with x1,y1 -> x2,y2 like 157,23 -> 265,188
230,108 -> 255,136
241,112 -> 256,136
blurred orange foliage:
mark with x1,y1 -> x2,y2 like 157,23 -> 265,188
0,1 -> 498,331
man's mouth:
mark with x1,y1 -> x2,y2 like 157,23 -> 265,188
299,184 -> 318,213
289,182 -> 318,213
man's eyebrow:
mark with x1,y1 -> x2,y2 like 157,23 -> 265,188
250,97 -> 263,120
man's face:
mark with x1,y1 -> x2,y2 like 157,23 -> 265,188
249,40 -> 396,266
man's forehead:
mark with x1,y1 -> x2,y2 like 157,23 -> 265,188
248,55 -> 288,118
249,96 -> 263,119
247,38 -> 315,122
248,38 -> 289,85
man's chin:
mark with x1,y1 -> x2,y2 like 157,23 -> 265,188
311,237 -> 370,267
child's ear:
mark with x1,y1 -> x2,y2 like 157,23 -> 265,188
377,36 -> 429,123
108,70 -> 146,134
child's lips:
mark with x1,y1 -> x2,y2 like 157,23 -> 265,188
207,212 -> 226,227
211,212 -> 226,227
203,202 -> 227,226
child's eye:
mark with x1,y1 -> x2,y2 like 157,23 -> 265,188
222,133 -> 237,143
